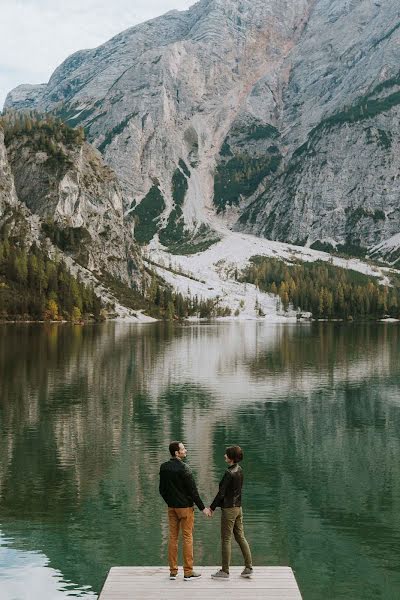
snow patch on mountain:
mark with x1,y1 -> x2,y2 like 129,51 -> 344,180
146,230 -> 396,320
369,233 -> 400,266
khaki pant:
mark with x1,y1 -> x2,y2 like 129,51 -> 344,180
168,507 -> 195,576
221,507 -> 252,574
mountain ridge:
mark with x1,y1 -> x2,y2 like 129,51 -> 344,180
3,0 -> 400,314
0,116 -> 155,321
5,0 -> 314,247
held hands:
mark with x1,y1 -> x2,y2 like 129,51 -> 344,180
202,507 -> 213,517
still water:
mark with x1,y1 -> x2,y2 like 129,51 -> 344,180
0,322 -> 399,599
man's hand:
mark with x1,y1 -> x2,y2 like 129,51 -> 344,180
203,508 -> 212,517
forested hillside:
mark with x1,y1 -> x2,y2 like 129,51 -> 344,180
242,257 -> 400,319
0,217 -> 103,321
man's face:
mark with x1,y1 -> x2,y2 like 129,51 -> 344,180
176,443 -> 187,459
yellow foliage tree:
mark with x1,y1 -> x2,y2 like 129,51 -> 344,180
71,306 -> 82,323
44,299 -> 59,321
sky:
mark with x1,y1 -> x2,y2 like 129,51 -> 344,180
0,0 -> 195,110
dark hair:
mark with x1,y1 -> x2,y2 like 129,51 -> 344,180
226,445 -> 243,463
169,441 -> 182,457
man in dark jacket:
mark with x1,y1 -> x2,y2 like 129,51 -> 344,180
209,445 -> 253,579
159,441 -> 211,581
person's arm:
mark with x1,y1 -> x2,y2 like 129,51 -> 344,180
210,471 -> 231,511
159,468 -> 168,504
182,466 -> 205,511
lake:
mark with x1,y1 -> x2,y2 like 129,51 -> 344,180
0,322 -> 399,599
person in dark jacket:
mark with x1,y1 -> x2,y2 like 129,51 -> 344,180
159,441 -> 211,581
209,445 -> 253,579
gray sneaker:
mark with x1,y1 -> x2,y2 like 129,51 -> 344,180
169,573 -> 177,580
184,571 -> 201,581
211,569 -> 229,579
240,567 -> 253,578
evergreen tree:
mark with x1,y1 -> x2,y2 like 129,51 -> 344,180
240,256 -> 400,320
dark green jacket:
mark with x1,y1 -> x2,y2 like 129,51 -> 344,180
159,458 -> 205,511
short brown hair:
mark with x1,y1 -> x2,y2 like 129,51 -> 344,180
169,441 -> 182,457
226,445 -> 243,463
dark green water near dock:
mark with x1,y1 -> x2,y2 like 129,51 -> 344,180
0,322 -> 400,599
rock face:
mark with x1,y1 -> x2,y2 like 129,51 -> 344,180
237,0 -> 400,255
0,121 -> 147,318
0,129 -> 18,214
5,84 -> 47,111
5,0 -> 400,256
4,123 -> 137,282
0,127 -> 38,247
4,0 -> 312,249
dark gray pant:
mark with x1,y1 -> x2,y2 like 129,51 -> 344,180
221,507 -> 252,573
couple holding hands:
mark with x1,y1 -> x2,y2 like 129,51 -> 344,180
159,441 -> 253,581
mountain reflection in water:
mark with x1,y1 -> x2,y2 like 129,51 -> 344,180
0,322 -> 399,599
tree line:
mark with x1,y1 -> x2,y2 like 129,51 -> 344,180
142,273 -> 231,319
0,236 -> 231,322
241,256 -> 400,319
0,237 -> 102,322
1,111 -> 85,171
1,110 -> 85,147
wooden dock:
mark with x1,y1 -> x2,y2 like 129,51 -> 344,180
98,566 -> 302,599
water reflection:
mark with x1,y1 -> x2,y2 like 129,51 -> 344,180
0,534 -> 96,599
0,322 -> 399,599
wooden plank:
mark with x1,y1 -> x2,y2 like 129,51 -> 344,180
99,566 -> 302,600
99,592 -> 301,596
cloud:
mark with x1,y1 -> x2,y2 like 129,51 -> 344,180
0,0 -> 194,109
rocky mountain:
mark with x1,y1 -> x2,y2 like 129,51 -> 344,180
0,116 -> 149,320
0,131 -> 16,213
4,0 -> 312,251
237,0 -> 400,258
3,116 -> 137,282
4,0 -> 400,261
0,126 -> 39,245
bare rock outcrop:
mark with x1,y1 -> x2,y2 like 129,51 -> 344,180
5,0 -> 400,258
4,122 -> 138,282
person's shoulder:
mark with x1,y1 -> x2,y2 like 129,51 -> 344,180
160,458 -> 187,471
160,459 -> 172,471
230,464 -> 242,474
180,461 -> 193,475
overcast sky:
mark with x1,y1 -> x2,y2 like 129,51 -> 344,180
0,0 -> 195,110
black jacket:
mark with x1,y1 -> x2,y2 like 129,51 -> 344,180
210,463 -> 243,511
159,458 -> 205,511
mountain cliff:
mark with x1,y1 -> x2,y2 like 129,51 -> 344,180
4,0 -> 312,250
0,125 -> 39,245
0,116 -> 150,320
4,0 -> 400,261
236,0 -> 400,258
3,115 -> 136,281
0,131 -> 16,212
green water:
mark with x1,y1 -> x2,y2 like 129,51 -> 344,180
0,322 -> 400,599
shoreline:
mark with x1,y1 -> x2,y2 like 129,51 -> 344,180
1,317 -> 399,325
